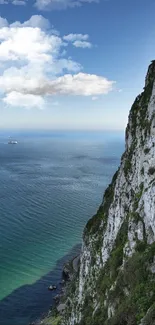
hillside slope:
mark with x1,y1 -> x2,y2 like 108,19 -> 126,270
44,61 -> 155,325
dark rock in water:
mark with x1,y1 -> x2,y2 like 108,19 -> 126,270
48,285 -> 57,291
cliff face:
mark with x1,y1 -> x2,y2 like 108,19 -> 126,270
62,61 -> 155,325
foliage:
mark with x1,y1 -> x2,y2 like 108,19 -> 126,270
85,206 -> 105,235
126,61 -> 155,145
85,170 -> 119,236
77,234 -> 155,325
142,302 -> 155,325
64,61 -> 155,325
135,240 -> 147,253
42,315 -> 62,325
133,183 -> 144,210
124,158 -> 132,177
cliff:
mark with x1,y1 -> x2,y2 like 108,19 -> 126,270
43,61 -> 155,325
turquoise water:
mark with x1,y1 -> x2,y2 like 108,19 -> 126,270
0,130 -> 124,325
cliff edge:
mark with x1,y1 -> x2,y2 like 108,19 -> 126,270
43,61 -> 155,325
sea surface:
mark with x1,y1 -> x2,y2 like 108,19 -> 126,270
0,130 -> 124,325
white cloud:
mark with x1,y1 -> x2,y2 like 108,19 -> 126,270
11,15 -> 52,30
63,34 -> 89,42
3,91 -> 44,108
0,26 -> 62,63
0,0 -> 27,4
0,15 -> 114,108
73,40 -> 92,48
51,58 -> 82,74
35,0 -> 98,11
12,0 -> 27,5
0,17 -> 8,27
0,72 -> 114,96
0,0 -> 98,9
46,73 -> 114,96
63,34 -> 92,48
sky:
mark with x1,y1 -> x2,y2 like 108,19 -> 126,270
0,0 -> 154,130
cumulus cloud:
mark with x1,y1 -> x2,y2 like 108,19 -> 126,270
0,17 -> 9,27
63,34 -> 89,42
0,72 -> 114,96
63,34 -> 92,48
35,0 -> 98,11
11,15 -> 52,30
3,91 -> 44,108
63,33 -> 92,48
48,73 -> 114,96
0,15 -> 114,108
0,26 -> 63,63
73,40 -> 92,48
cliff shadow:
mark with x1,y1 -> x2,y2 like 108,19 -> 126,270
0,244 -> 81,325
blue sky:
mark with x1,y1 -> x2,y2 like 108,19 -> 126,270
0,0 -> 154,130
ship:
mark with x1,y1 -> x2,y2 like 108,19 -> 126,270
8,138 -> 18,144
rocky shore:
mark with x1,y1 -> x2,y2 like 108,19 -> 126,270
29,61 -> 155,325
30,255 -> 80,325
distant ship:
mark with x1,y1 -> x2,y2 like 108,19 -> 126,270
8,139 -> 18,144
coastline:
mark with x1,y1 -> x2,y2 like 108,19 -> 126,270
0,245 -> 81,325
33,254 -> 81,325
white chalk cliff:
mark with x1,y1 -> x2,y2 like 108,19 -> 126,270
62,61 -> 155,325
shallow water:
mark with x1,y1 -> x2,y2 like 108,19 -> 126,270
0,130 -> 124,325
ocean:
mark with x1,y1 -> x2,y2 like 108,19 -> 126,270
0,130 -> 124,325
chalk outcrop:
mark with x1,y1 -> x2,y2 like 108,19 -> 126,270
62,61 -> 155,325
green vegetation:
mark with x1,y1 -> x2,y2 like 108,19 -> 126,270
142,302 -> 155,325
126,61 -> 155,145
103,169 -> 119,217
78,241 -> 155,325
42,315 -> 62,325
85,169 -> 119,237
123,140 -> 138,177
108,242 -> 155,325
124,158 -> 132,177
85,206 -> 105,235
133,183 -> 144,210
41,307 -> 62,325
63,61 -> 155,325
129,96 -> 140,137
